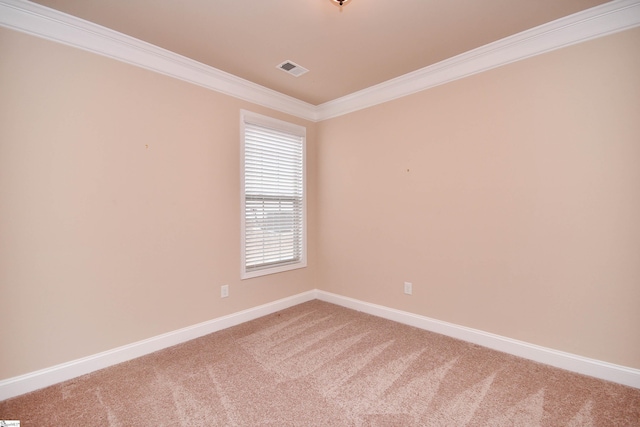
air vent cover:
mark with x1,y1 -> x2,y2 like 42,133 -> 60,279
277,60 -> 309,77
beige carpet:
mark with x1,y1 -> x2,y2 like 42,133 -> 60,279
1,300 -> 639,426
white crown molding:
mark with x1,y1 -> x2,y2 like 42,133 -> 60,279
315,291 -> 640,390
0,0 -> 319,122
1,0 -> 639,122
316,0 -> 640,120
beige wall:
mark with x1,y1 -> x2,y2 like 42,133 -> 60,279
1,24 -> 639,382
0,28 -> 317,379
316,27 -> 640,369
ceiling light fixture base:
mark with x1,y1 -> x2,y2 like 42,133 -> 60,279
331,0 -> 352,8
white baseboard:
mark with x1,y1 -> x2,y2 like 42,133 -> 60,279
315,290 -> 640,389
0,290 -> 317,401
2,288 -> 638,401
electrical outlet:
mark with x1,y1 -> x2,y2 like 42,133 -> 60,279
404,282 -> 412,295
221,284 -> 229,298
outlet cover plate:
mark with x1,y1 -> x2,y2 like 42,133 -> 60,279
404,282 -> 412,295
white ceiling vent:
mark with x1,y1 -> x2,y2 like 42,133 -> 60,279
277,60 -> 309,77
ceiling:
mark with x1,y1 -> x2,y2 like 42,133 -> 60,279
29,0 -> 610,105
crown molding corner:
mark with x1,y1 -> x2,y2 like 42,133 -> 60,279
0,0 -> 319,122
1,0 -> 638,123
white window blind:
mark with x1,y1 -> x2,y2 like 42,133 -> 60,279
241,111 -> 306,278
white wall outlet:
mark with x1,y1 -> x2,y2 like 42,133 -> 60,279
404,282 -> 412,295
221,284 -> 229,298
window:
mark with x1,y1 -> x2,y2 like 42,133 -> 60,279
240,110 -> 306,279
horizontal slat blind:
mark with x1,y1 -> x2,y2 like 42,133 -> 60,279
244,122 -> 304,272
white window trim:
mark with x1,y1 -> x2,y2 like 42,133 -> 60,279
240,110 -> 307,279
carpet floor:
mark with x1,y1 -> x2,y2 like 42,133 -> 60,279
1,300 -> 639,426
